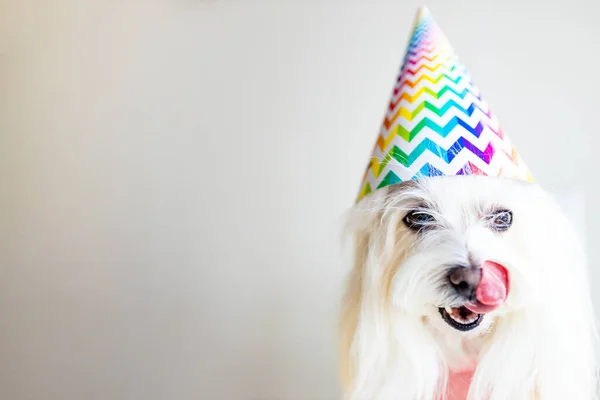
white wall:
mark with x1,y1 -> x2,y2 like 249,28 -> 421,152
0,1 -> 598,399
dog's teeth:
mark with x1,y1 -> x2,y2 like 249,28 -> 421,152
441,305 -> 483,329
464,315 -> 477,323
445,308 -> 480,325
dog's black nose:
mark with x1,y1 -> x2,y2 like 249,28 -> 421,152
448,266 -> 481,298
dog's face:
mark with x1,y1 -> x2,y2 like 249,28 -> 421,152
341,175 -> 595,399
385,176 -> 551,337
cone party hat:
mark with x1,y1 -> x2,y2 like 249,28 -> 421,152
356,6 -> 533,202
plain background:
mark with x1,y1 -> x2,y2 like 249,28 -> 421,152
1,1 -> 599,399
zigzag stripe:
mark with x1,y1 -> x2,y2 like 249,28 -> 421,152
383,97 -> 490,129
374,160 -> 489,190
456,161 -> 487,176
411,162 -> 445,179
406,41 -> 442,56
402,53 -> 443,67
406,32 -> 449,49
404,47 -> 456,61
390,85 -> 481,109
401,59 -> 458,77
381,115 -> 501,157
395,78 -> 468,100
404,46 -> 440,62
406,36 -> 436,50
399,73 -> 462,91
404,46 -> 447,60
376,170 -> 402,188
370,138 -> 495,178
409,23 -> 434,40
411,20 -> 432,31
358,181 -> 373,199
407,34 -> 447,52
371,138 -> 521,182
403,49 -> 454,66
402,56 -> 456,73
398,63 -> 456,80
407,25 -> 441,45
377,115 -> 502,152
404,42 -> 442,54
408,30 -> 432,43
375,163 -> 445,189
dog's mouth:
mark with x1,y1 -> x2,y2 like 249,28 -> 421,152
439,306 -> 483,331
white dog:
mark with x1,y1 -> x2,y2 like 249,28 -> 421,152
339,175 -> 598,399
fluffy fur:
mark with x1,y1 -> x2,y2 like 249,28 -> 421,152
339,176 -> 598,400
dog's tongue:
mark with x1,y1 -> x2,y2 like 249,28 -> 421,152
465,261 -> 509,313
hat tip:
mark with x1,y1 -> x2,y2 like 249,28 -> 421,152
417,5 -> 430,13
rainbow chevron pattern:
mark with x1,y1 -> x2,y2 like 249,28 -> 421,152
356,6 -> 533,202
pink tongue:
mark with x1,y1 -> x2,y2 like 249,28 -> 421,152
465,261 -> 509,313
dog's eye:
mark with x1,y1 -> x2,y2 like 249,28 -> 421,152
403,210 -> 436,231
490,210 -> 513,231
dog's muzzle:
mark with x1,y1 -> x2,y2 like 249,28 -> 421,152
440,261 -> 510,331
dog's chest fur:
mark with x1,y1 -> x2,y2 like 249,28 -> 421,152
430,324 -> 486,370
430,325 -> 486,398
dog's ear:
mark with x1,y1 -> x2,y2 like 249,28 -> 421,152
338,229 -> 369,393
338,189 -> 401,398
338,190 -> 443,400
339,218 -> 403,399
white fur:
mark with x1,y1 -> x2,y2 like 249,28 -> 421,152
339,176 -> 599,400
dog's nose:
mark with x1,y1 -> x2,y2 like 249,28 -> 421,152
448,266 -> 481,298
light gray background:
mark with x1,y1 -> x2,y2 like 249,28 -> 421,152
1,1 -> 599,399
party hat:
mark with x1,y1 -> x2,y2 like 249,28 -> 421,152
356,6 -> 533,202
